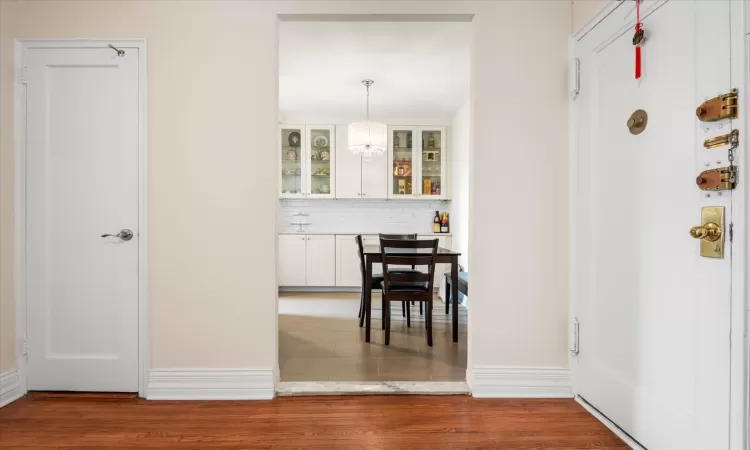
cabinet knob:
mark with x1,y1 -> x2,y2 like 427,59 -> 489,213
362,192 -> 367,196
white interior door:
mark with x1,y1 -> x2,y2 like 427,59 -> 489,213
573,1 -> 734,449
25,46 -> 140,392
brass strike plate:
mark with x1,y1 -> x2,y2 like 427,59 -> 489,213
696,90 -> 738,122
690,206 -> 725,259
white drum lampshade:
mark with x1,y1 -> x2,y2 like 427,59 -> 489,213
348,121 -> 387,155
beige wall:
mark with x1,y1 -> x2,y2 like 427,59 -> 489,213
572,0 -> 609,34
0,0 -> 570,379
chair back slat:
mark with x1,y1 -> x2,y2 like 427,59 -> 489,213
384,255 -> 434,266
387,272 -> 431,283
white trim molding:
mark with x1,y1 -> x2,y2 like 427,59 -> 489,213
147,369 -> 275,400
0,370 -> 24,407
470,367 -> 572,398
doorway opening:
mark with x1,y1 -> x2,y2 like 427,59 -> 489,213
275,19 -> 471,393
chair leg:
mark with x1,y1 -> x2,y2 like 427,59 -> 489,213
402,301 -> 406,317
382,294 -> 386,330
426,298 -> 433,347
445,279 -> 451,315
420,301 -> 423,315
406,301 -> 411,328
359,290 -> 365,328
385,301 -> 391,346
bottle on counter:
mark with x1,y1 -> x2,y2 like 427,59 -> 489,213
433,211 -> 441,233
440,212 -> 449,233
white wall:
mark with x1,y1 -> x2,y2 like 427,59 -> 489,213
0,1 -> 570,381
572,0 -> 609,34
450,100 -> 470,270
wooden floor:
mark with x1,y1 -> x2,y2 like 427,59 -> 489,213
0,393 -> 627,449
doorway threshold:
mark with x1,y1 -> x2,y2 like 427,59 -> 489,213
276,381 -> 470,396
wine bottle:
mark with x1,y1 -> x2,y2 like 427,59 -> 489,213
433,211 -> 441,233
441,212 -> 449,233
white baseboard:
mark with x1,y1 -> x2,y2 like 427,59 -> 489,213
470,366 -> 572,398
576,396 -> 643,450
0,370 -> 24,407
147,368 -> 275,400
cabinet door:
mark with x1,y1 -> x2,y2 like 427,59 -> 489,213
279,125 -> 305,199
360,235 -> 383,275
361,151 -> 387,199
306,235 -> 336,286
388,127 -> 417,199
336,235 -> 362,287
306,126 -> 335,198
278,234 -> 307,286
416,127 -> 447,199
335,125 -> 362,199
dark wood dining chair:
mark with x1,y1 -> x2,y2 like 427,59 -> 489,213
380,238 -> 439,347
378,234 -> 420,320
356,235 -> 384,328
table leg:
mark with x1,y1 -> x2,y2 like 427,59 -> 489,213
451,256 -> 459,343
365,257 -> 372,343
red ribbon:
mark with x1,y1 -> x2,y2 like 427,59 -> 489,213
635,0 -> 642,80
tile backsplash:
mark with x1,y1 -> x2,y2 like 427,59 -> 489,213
278,200 -> 451,234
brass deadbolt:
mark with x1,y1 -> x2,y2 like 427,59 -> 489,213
627,109 -> 648,135
690,222 -> 722,242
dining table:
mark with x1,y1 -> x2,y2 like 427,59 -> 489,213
361,244 -> 462,344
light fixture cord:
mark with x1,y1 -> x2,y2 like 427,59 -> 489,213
366,84 -> 371,121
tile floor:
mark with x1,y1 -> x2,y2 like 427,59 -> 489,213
279,292 -> 468,382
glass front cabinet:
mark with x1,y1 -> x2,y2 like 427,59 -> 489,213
279,125 -> 335,199
388,126 -> 447,199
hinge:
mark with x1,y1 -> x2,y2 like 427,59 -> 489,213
21,66 -> 28,84
570,317 -> 580,355
729,223 -> 734,243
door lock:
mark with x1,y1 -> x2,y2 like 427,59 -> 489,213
101,229 -> 134,241
689,207 -> 724,258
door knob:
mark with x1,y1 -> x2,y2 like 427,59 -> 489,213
101,229 -> 134,241
689,223 -> 721,242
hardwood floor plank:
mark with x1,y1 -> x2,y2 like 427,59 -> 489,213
0,395 -> 628,449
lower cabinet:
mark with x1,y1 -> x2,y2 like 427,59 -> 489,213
278,234 -> 335,287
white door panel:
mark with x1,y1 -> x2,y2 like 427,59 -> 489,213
278,235 -> 307,286
335,126 -> 362,199
306,235 -> 336,286
336,235 -> 361,287
574,1 -> 732,448
26,47 -> 140,392
361,152 -> 387,199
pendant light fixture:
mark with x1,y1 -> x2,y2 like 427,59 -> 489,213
348,79 -> 387,155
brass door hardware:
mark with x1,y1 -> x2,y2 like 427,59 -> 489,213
627,109 -> 648,135
696,166 -> 736,191
689,206 -> 725,258
696,90 -> 738,122
704,129 -> 739,149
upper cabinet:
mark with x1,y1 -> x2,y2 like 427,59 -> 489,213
280,125 -> 305,198
279,124 -> 335,199
335,125 -> 388,199
281,123 -> 446,200
306,126 -> 335,199
388,126 -> 447,200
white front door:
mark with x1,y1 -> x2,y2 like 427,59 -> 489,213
573,1 -> 735,449
25,45 -> 140,392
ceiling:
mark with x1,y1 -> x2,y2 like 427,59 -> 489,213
279,22 -> 471,120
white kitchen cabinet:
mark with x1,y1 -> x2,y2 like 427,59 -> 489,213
336,235 -> 361,287
388,126 -> 447,200
335,126 -> 387,199
279,124 -> 335,199
278,234 -> 307,286
306,235 -> 336,286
